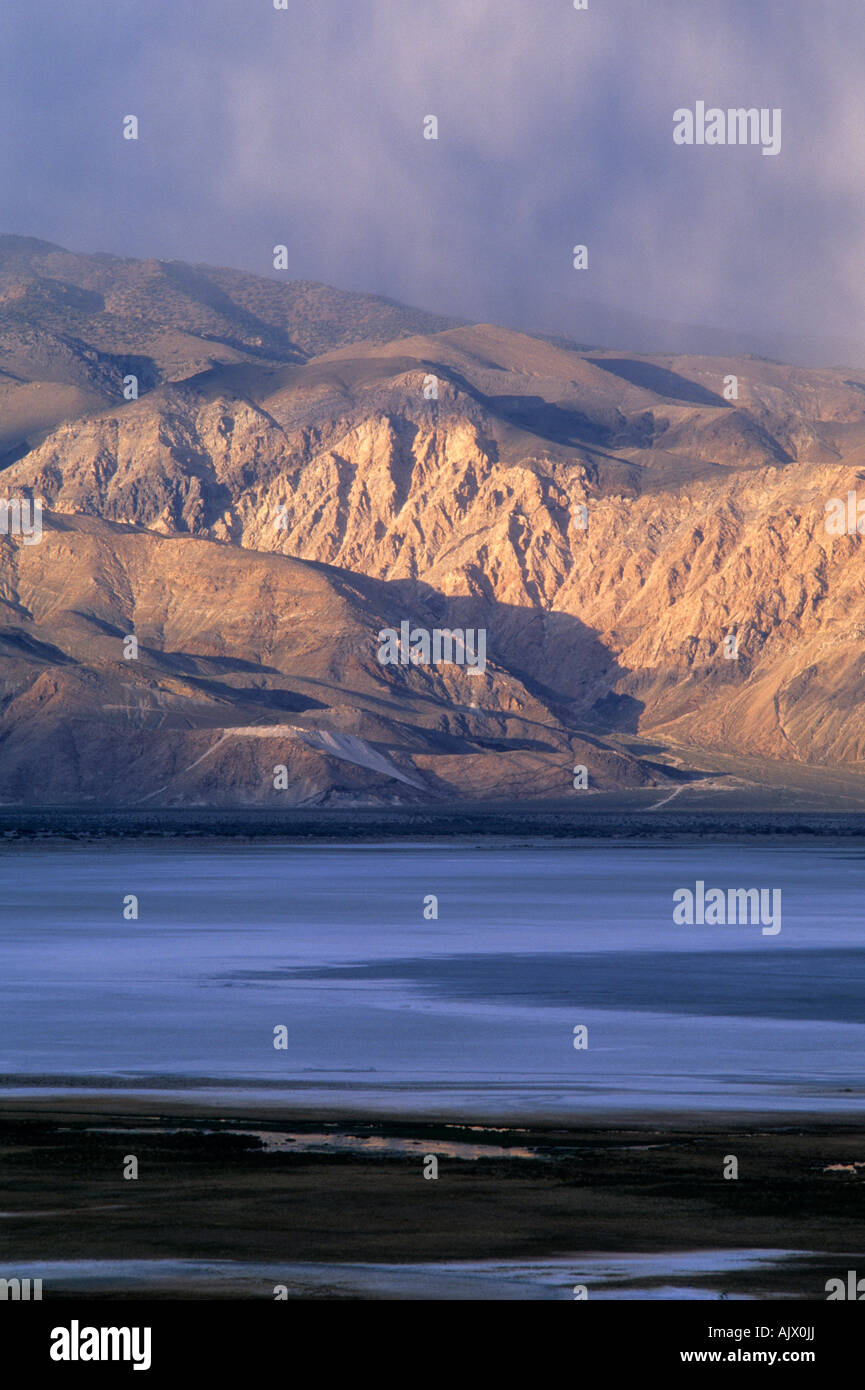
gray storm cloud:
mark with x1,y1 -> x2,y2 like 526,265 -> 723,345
0,0 -> 863,363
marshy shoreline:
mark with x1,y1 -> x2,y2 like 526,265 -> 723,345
3,802 -> 865,844
1,1097 -> 861,1299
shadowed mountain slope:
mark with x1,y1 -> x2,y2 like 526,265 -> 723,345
2,242 -> 865,806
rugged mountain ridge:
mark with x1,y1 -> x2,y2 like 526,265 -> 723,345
0,511 -> 665,805
0,235 -> 459,464
1,240 -> 865,806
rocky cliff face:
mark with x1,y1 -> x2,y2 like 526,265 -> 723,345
0,512 -> 663,805
2,242 -> 865,805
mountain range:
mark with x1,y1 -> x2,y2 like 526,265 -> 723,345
1,235 -> 864,809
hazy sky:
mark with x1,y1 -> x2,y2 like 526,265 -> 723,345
1,1 -> 863,360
